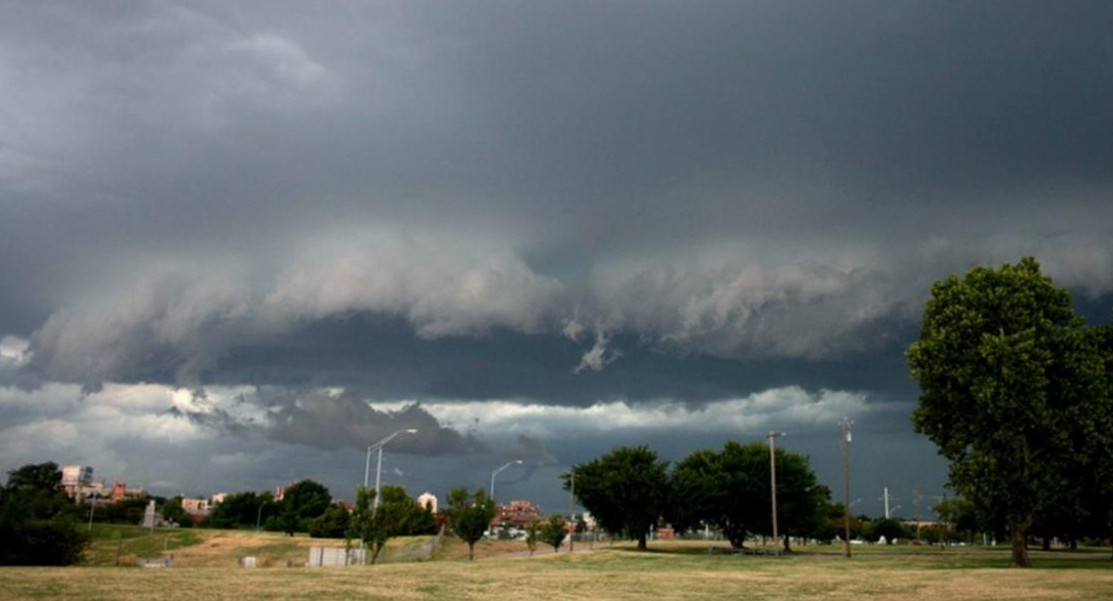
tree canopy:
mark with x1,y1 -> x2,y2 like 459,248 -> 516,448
446,487 -> 496,560
0,462 -> 89,565
347,485 -> 437,564
277,479 -> 332,535
907,257 -> 1111,567
565,445 -> 669,550
668,441 -> 827,550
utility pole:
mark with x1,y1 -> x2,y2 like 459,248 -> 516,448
767,430 -> 784,549
841,418 -> 853,559
884,487 -> 890,519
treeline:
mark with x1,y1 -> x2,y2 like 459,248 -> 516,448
200,480 -> 437,545
564,442 -> 838,551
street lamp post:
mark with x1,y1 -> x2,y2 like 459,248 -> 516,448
363,429 -> 418,509
767,431 -> 784,549
841,418 -> 854,559
490,460 -> 523,502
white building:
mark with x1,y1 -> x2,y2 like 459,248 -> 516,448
417,492 -> 437,513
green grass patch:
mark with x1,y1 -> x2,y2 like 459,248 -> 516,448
83,528 -> 203,565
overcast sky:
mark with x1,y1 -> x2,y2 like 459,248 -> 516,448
2,1 -> 1112,519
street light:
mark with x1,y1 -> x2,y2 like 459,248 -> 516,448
841,418 -> 854,559
767,430 -> 784,548
490,460 -> 523,502
364,429 -> 418,509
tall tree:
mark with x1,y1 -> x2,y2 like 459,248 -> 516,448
668,441 -> 826,550
907,257 -> 1106,567
1083,323 -> 1113,557
564,445 -> 669,551
357,485 -> 438,564
446,487 -> 496,560
278,480 -> 332,534
0,462 -> 88,565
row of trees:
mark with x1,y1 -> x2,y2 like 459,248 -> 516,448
564,443 -> 831,551
203,480 -> 438,563
908,258 -> 1113,567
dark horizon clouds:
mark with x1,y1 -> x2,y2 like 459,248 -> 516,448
2,1 -> 1112,513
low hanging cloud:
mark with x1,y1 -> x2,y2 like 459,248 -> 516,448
0,380 -> 553,467
17,230 -> 1113,394
372,386 -> 876,441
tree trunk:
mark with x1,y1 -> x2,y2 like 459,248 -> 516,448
1069,539 -> 1077,550
637,533 -> 647,550
1010,529 -> 1030,568
1041,537 -> 1051,551
468,542 -> 475,560
782,534 -> 791,553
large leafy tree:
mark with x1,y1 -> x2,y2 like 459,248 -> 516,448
446,487 -> 497,560
0,462 -> 89,565
907,258 -> 1107,567
349,485 -> 438,564
564,445 -> 669,551
668,441 -> 826,550
204,491 -> 276,529
278,479 -> 332,535
1083,323 -> 1113,557
308,503 -> 351,539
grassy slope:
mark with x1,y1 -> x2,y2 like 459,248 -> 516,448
82,526 -> 437,568
3,541 -> 1109,601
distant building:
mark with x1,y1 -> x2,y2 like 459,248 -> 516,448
417,492 -> 438,514
655,526 -> 675,540
110,481 -> 147,503
492,500 -> 542,529
181,497 -> 211,515
60,465 -> 93,497
210,493 -> 227,506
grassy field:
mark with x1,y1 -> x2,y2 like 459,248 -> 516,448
81,525 -> 440,567
3,539 -> 1111,601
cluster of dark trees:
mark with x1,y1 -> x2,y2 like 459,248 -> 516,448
202,480 -> 436,553
0,463 -> 89,565
564,442 -> 833,552
908,258 -> 1113,567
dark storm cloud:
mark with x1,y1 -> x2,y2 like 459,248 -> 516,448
2,2 -> 1112,412
259,387 -> 485,454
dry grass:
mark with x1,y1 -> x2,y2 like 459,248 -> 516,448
4,541 -> 1111,601
82,526 -> 435,568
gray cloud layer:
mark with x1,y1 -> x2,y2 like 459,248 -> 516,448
1,2 -> 1111,507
